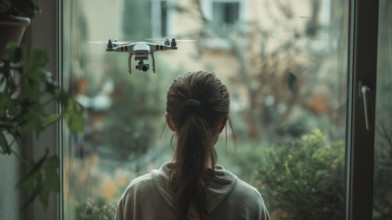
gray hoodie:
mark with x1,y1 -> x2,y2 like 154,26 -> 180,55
116,162 -> 270,220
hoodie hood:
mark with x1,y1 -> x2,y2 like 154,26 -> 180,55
151,162 -> 238,215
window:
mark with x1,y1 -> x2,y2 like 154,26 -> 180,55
150,0 -> 174,38
199,0 -> 245,49
372,1 -> 392,219
202,0 -> 244,34
212,1 -> 240,33
60,0 -> 388,219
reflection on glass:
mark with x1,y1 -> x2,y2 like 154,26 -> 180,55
63,1 -> 348,219
373,1 -> 392,219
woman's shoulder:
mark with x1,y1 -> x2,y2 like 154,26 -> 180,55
235,178 -> 262,196
121,173 -> 155,197
212,167 -> 270,219
124,163 -> 172,195
129,173 -> 153,186
214,166 -> 263,202
215,167 -> 257,191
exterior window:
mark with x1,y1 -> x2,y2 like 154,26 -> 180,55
151,0 -> 174,37
200,0 -> 245,48
61,1 -> 358,220
212,2 -> 240,34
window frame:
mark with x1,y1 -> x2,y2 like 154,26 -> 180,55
55,0 -> 382,219
345,0 -> 379,219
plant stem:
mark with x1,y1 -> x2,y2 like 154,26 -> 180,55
9,142 -> 29,166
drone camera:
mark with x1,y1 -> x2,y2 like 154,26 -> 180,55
142,64 -> 149,72
136,63 -> 149,72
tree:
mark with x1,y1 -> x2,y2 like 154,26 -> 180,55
173,0 -> 347,142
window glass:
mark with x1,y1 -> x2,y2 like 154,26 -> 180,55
212,2 -> 240,28
63,0 -> 348,219
373,1 -> 392,219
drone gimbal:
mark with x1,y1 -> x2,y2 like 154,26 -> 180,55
128,53 -> 155,74
136,59 -> 149,72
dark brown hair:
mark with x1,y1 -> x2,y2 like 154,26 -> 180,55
166,71 -> 230,219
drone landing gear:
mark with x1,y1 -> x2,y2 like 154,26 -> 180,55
128,54 -> 133,74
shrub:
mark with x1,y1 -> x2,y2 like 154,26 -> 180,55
76,197 -> 117,220
373,122 -> 392,220
254,129 -> 345,220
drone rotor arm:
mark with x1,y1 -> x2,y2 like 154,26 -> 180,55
128,53 -> 133,74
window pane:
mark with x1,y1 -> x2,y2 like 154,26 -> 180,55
160,1 -> 168,37
213,2 -> 240,24
373,1 -> 392,219
62,1 -> 348,219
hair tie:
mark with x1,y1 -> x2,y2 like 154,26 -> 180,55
184,99 -> 203,115
185,99 -> 201,107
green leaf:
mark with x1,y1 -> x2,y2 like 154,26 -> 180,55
0,92 -> 11,116
18,152 -> 60,210
30,49 -> 48,69
42,155 -> 59,173
288,72 -> 299,95
43,157 -> 60,192
20,48 -> 48,81
67,112 -> 85,132
39,184 -> 50,209
64,100 -> 85,132
22,115 -> 44,133
27,68 -> 45,82
18,150 -> 48,188
47,114 -> 62,124
20,181 -> 42,211
4,43 -> 21,62
25,83 -> 42,102
18,163 -> 40,190
39,155 -> 60,208
21,104 -> 46,133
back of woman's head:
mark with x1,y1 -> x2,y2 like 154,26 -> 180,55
166,71 -> 230,219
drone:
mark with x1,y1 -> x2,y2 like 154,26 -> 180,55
103,38 -> 179,74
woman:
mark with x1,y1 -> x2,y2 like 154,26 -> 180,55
116,71 -> 269,220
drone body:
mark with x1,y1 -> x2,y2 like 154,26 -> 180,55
105,38 -> 178,73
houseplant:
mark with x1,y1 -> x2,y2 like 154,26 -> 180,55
0,0 -> 40,57
0,43 -> 84,209
0,0 -> 40,18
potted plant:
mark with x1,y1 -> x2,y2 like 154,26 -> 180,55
0,0 -> 40,57
0,43 -> 84,209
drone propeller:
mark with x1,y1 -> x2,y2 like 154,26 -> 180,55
174,39 -> 195,42
89,40 -> 132,45
111,40 -> 133,45
146,38 -> 195,42
89,41 -> 107,44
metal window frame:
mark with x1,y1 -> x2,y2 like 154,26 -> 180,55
346,0 -> 379,219
54,0 -> 382,219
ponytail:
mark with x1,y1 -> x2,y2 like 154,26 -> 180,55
166,71 -> 230,220
172,113 -> 216,219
